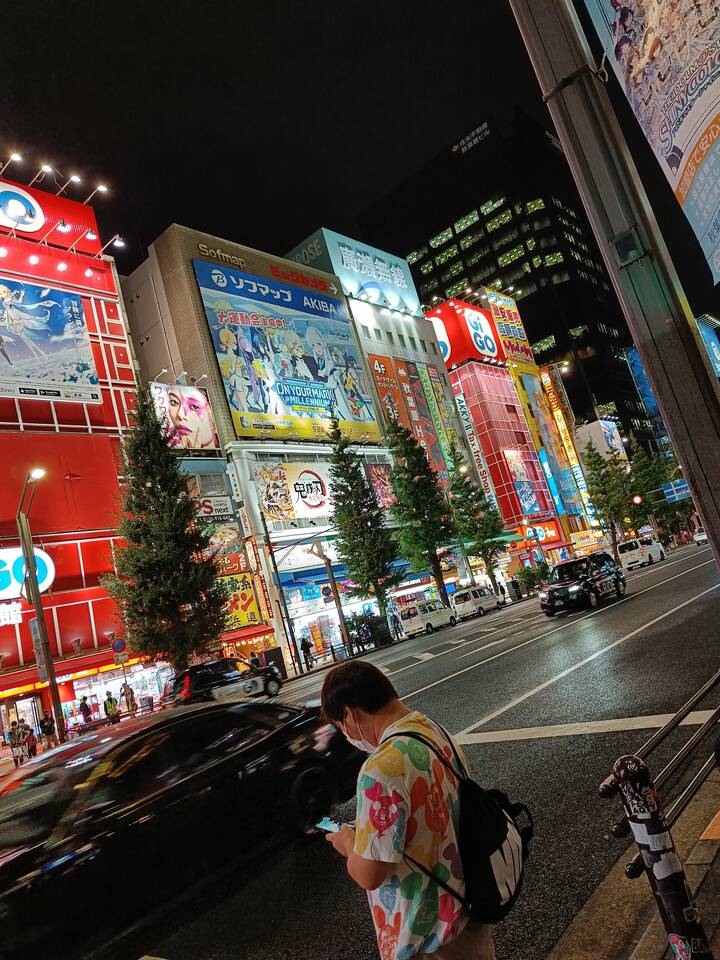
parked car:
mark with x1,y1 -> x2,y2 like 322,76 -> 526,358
170,656 -> 282,705
450,585 -> 501,620
618,536 -> 665,570
400,600 -> 456,637
0,700 -> 362,958
695,527 -> 709,545
539,551 -> 626,616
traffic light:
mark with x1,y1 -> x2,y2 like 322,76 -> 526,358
631,494 -> 643,506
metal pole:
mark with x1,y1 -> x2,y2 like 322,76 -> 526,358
314,540 -> 351,654
258,509 -> 303,675
508,0 -> 720,569
16,512 -> 65,744
613,754 -> 713,957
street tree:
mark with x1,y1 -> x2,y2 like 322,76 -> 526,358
328,419 -> 401,615
448,447 -> 506,592
102,382 -> 229,669
386,419 -> 454,604
583,440 -> 631,560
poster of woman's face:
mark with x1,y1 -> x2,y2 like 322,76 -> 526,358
150,383 -> 220,450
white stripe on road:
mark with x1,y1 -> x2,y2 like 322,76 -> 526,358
459,581 -> 720,735
403,559 -> 716,705
457,709 -> 717,744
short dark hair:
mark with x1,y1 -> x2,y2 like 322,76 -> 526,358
321,661 -> 398,723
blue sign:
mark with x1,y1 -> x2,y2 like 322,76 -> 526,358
537,449 -> 564,516
662,480 -> 692,504
697,319 -> 720,379
514,480 -> 541,516
111,637 -> 126,654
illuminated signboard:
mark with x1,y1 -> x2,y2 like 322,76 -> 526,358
150,382 -> 219,450
428,299 -> 506,367
508,520 -> 562,552
0,547 -> 56,601
540,369 -> 595,522
453,388 -> 498,509
0,177 -> 102,256
255,461 -> 333,521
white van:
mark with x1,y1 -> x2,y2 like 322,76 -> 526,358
450,585 -> 501,621
618,536 -> 665,570
399,600 -> 456,637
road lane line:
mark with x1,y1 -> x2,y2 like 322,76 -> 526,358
457,710 -> 716,744
626,546 -> 710,582
403,559 -> 716,703
459,582 -> 720,735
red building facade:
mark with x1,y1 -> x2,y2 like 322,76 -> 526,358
0,178 -> 135,730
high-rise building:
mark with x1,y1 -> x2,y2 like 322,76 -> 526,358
358,112 -> 656,449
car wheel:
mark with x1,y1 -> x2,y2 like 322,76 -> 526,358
616,579 -> 627,598
478,606 -> 485,617
588,589 -> 599,609
648,555 -> 654,566
288,766 -> 337,835
425,623 -> 434,634
660,551 -> 666,561
496,601 -> 502,610
449,615 -> 457,626
265,678 -> 280,697
544,610 -> 555,617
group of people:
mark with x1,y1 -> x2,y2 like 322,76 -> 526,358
6,711 -> 58,768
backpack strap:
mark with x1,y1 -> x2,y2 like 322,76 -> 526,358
380,728 -> 469,781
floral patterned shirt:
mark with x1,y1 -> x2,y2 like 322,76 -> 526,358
353,711 -> 468,960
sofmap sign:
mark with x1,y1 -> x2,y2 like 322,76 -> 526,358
0,547 -> 56,601
583,1 -> 720,282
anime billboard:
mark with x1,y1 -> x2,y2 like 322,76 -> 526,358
254,461 -> 333,521
0,275 -> 100,403
193,259 -> 379,443
150,382 -> 219,450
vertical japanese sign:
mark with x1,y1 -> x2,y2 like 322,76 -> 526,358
453,389 -> 498,510
367,354 -> 412,429
402,360 -> 448,484
583,0 -> 720,282
417,363 -> 454,469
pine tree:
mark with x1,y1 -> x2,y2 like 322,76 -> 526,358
328,420 -> 401,615
583,440 -> 632,560
102,382 -> 229,669
386,420 -> 455,604
448,447 -> 506,592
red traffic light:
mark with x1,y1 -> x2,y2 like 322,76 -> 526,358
631,494 -> 643,506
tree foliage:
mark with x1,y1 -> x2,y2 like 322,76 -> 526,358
102,382 -> 229,669
583,440 -> 631,559
328,420 -> 401,615
386,420 -> 454,604
448,447 -> 505,590
628,444 -> 693,537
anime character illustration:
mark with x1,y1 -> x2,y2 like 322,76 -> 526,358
0,331 -> 13,365
304,326 -> 333,381
283,331 -> 315,380
0,283 -> 52,358
255,463 -> 294,521
341,354 -> 374,421
238,334 -> 263,412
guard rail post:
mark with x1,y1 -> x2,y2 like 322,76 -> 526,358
613,754 -> 714,959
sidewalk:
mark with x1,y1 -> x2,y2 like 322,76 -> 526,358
547,768 -> 720,960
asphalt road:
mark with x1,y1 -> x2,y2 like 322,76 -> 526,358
125,544 -> 720,960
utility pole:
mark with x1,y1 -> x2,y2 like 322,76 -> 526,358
312,540 -> 352,653
258,509 -> 303,676
508,0 -> 720,569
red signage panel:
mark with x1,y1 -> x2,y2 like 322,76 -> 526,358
0,177 -> 102,255
427,299 -> 507,368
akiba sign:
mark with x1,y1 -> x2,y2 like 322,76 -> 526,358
428,300 -> 506,368
0,547 -> 56,601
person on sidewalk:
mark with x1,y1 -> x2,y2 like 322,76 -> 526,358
321,661 -> 495,960
39,711 -> 58,751
9,721 -> 26,768
300,636 -> 314,670
79,696 -> 92,724
24,726 -> 37,759
103,690 -> 120,724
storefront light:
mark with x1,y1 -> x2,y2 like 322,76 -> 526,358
0,248 -> 7,258
57,262 -> 68,272
29,254 -> 39,265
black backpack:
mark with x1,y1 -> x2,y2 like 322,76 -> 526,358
384,728 -> 533,924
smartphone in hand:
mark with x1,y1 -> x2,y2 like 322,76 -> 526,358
316,816 -> 342,833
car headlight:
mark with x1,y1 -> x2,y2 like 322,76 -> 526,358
569,585 -> 582,592
539,591 -> 548,600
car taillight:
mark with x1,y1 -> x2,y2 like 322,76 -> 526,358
180,675 -> 192,699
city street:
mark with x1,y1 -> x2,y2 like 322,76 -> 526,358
118,543 -> 720,960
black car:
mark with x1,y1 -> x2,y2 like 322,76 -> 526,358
539,551 -> 626,616
170,656 -> 282,704
0,700 -> 361,958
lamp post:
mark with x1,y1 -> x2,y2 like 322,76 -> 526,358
16,468 -> 66,743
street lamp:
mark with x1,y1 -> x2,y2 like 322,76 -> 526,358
0,152 -> 22,176
16,468 -> 66,743
95,234 -> 125,257
28,164 -> 53,188
82,183 -> 107,204
55,174 -> 81,197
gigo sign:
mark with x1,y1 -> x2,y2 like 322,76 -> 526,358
0,547 -> 56,602
427,299 -> 506,367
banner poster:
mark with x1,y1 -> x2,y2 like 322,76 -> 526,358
222,573 -> 261,629
254,461 -> 333,521
365,463 -> 396,508
418,363 -> 455,470
367,353 -> 412,429
149,382 -> 219,450
583,0 -> 720,282
400,359 -> 449,484
206,522 -> 243,558
193,258 -> 380,442
453,390 -> 498,510
427,363 -> 459,446
504,449 -> 542,515
0,275 -> 101,403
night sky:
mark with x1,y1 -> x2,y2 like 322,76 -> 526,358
4,1 -> 719,316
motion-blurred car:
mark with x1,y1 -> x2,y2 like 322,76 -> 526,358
170,656 -> 282,705
694,527 -> 709,545
0,700 -> 361,958
539,551 -> 626,616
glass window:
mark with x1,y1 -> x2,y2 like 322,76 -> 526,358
486,210 -> 513,232
175,712 -> 262,771
551,561 -> 589,583
400,606 -> 418,620
545,252 -> 565,267
460,230 -> 484,251
406,246 -> 428,265
374,329 -> 383,341
386,331 -> 395,345
420,340 -> 427,352
440,261 -> 463,282
446,278 -> 469,297
397,333 -> 406,348
618,541 -> 638,554
100,730 -> 182,804
0,766 -> 80,849
198,474 -> 227,496
419,279 -> 439,295
408,336 -> 417,350
361,325 -> 370,338
419,261 -> 434,275
429,227 -> 453,249
525,199 -> 545,213
497,245 -> 525,268
430,342 -> 438,354
435,244 -> 459,266
480,196 -> 506,216
454,210 -> 480,234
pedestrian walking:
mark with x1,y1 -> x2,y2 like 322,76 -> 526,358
39,711 -> 58,751
103,690 -> 120,724
321,661 -> 496,959
249,650 -> 261,669
79,696 -> 92,724
389,609 -> 402,641
25,727 -> 37,758
300,636 -> 314,670
496,582 -> 506,604
9,720 -> 26,768
119,681 -> 137,717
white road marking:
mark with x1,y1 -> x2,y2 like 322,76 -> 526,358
403,559 -> 716,704
413,652 -> 436,662
626,547 -> 710,581
459,582 -> 720,735
457,710 -> 716,744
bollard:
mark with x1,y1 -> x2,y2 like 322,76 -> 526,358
613,755 -> 714,960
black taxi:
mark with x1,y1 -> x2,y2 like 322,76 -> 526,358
539,551 -> 626,616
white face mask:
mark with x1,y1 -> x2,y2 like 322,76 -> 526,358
343,711 -> 375,753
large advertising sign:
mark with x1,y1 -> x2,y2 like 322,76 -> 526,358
0,275 -> 101,403
0,177 -> 102,256
576,420 -> 628,461
486,291 -> 535,367
504,449 -> 542,515
583,1 -> 720,282
418,364 -> 454,468
222,573 -> 262,629
696,318 -> 720,378
508,520 -> 562,553
365,464 -> 395,508
405,360 -> 449,484
428,299 -> 506,367
453,389 -> 498,510
193,258 -> 380,443
150,382 -> 219,450
0,547 -> 55,601
367,353 -> 412,429
255,461 -> 333,521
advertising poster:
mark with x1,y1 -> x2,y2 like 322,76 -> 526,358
453,390 -> 498,509
150,382 -> 219,450
504,449 -> 541,515
206,522 -> 243,558
583,0 -> 720,282
428,364 -> 459,447
193,259 -> 380,442
486,292 -> 535,367
403,360 -> 449,484
418,363 -> 454,469
0,275 -> 101,403
696,319 -> 720,378
428,299 -> 506,366
365,464 -> 395,508
222,573 -> 261,629
367,353 -> 412,429
254,461 -> 333,521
